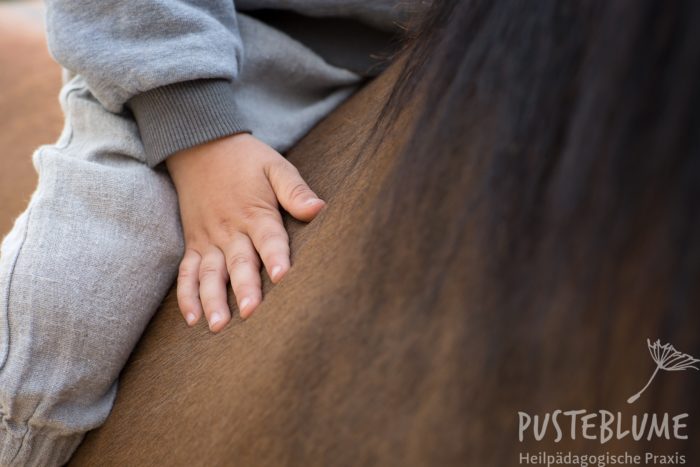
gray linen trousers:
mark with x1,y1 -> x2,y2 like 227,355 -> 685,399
0,13 -> 363,466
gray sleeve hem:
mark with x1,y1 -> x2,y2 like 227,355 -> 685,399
127,79 -> 250,167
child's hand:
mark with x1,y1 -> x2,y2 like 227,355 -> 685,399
165,133 -> 325,332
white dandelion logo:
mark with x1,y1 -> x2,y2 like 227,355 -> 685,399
627,339 -> 700,404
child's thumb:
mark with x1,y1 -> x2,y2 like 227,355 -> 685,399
269,160 -> 325,222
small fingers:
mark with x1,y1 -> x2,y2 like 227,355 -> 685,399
223,233 -> 262,319
268,160 -> 325,222
246,209 -> 290,284
177,248 -> 203,326
198,246 -> 231,332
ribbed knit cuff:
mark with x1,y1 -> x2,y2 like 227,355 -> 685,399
0,425 -> 83,467
127,79 -> 250,167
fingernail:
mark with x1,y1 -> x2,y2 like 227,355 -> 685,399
185,313 -> 196,325
271,265 -> 283,281
209,313 -> 222,330
240,297 -> 251,312
304,198 -> 324,207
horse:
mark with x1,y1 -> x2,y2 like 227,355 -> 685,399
2,0 -> 699,465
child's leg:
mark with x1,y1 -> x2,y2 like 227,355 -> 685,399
0,76 -> 183,466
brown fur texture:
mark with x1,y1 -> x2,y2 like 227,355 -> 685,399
2,1 -> 699,466
0,2 -> 62,235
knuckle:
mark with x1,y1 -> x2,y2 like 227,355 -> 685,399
182,246 -> 201,260
198,263 -> 223,280
227,254 -> 254,271
288,182 -> 312,202
178,264 -> 194,279
240,204 -> 272,223
176,273 -> 197,292
215,216 -> 239,236
269,159 -> 293,178
184,233 -> 201,246
258,229 -> 287,246
179,256 -> 198,276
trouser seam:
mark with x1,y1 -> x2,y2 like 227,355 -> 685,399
0,174 -> 39,463
0,200 -> 36,372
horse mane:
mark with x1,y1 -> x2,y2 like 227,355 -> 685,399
360,0 -> 700,460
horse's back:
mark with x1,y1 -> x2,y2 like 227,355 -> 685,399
0,2 -> 62,235
69,59 -> 410,467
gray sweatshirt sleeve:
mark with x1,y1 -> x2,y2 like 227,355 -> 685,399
45,0 -> 249,166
